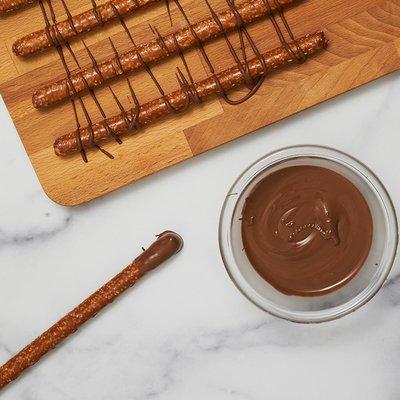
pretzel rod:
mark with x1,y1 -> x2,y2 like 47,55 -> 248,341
0,0 -> 35,13
0,231 -> 183,390
54,31 -> 327,157
32,0 -> 298,108
13,0 -> 165,56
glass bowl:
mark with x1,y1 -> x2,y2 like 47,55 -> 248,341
219,145 -> 398,323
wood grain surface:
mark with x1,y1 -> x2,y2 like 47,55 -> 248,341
0,0 -> 399,206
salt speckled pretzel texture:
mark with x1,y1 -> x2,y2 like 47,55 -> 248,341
0,0 -> 36,13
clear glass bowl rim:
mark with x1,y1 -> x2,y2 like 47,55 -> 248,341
219,145 -> 399,323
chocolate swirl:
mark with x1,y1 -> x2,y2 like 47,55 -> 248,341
241,165 -> 373,297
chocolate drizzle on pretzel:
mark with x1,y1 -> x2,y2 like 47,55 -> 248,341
34,0 -> 326,161
13,0 -> 171,56
53,31 -> 327,158
32,0 -> 299,109
39,0 -> 125,161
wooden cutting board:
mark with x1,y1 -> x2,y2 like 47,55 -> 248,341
0,0 -> 399,206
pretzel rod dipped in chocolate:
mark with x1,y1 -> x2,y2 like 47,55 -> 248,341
0,0 -> 36,13
33,0 -> 299,109
0,231 -> 183,390
54,31 -> 327,157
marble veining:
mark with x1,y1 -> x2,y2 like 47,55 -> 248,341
0,73 -> 399,399
0,216 -> 73,248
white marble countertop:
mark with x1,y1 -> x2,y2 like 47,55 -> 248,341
1,72 -> 400,400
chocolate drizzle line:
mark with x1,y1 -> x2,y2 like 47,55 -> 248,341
53,31 -> 327,157
13,0 -> 175,56
91,0 -> 104,26
174,0 -> 265,105
33,0 -> 299,109
37,0 -> 325,160
146,0 -> 305,107
196,0 -> 305,104
111,4 -> 172,111
45,0 -> 203,160
39,0 -> 129,161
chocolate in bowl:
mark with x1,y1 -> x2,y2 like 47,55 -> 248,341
241,165 -> 373,297
219,146 -> 398,323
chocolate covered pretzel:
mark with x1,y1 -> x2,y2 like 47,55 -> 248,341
0,231 -> 183,390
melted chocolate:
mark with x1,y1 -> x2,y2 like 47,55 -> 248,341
241,165 -> 373,297
135,231 -> 184,273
